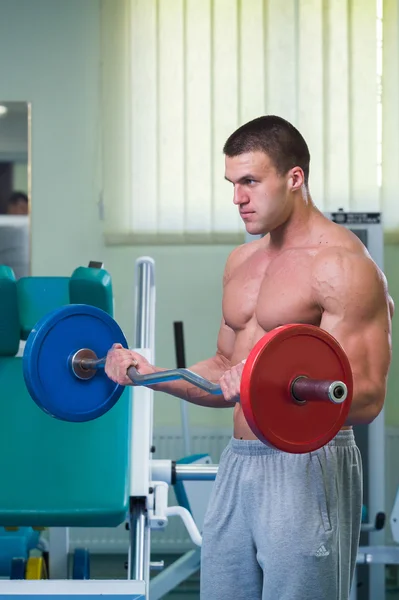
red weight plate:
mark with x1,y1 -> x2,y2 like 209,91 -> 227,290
240,324 -> 353,453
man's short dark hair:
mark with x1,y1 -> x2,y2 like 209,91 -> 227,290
8,191 -> 28,206
223,115 -> 310,186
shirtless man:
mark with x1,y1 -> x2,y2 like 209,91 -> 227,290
105,116 -> 394,600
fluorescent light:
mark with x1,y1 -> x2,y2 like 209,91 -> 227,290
0,105 -> 8,117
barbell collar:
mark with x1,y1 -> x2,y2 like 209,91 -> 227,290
71,349 -> 105,380
291,376 -> 348,405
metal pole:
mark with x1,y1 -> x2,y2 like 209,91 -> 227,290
368,410 -> 385,599
129,257 -> 156,587
135,257 -> 155,350
175,464 -> 218,481
368,230 -> 385,600
129,498 -> 147,581
48,528 -> 69,579
174,321 -> 192,456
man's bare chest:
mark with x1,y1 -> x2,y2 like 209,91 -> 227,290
223,251 -> 322,333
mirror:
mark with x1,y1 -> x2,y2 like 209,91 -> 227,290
0,101 -> 30,278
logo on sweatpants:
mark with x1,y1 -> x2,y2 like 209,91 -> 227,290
315,545 -> 330,557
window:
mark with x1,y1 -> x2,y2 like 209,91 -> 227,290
102,0 -> 387,244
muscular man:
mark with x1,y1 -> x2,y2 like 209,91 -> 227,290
105,116 -> 393,600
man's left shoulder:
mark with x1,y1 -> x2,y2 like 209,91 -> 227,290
311,243 -> 388,306
313,241 -> 378,278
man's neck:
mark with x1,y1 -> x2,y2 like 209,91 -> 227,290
268,193 -> 320,251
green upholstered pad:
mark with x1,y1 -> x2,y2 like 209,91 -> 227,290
0,357 -> 131,527
17,277 -> 70,341
0,266 -> 20,356
69,267 -> 114,316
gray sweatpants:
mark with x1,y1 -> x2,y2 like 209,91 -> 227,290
200,430 -> 362,600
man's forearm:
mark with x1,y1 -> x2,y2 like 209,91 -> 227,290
143,354 -> 234,408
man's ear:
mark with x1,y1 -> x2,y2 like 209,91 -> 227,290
289,167 -> 305,192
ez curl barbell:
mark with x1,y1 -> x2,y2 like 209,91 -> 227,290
23,304 -> 353,454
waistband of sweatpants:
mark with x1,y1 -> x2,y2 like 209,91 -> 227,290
227,429 -> 356,456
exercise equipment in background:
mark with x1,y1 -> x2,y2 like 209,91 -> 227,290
0,527 -> 46,580
1,257 -> 215,599
0,260 -> 137,596
72,548 -> 90,580
174,320 -> 192,456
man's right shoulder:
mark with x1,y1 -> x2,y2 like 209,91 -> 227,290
226,242 -> 249,266
223,239 -> 261,283
228,236 -> 265,261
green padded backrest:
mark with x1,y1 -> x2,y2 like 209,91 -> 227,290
69,267 -> 114,316
17,267 -> 114,340
0,265 -> 130,526
0,357 -> 131,527
0,266 -> 20,356
17,277 -> 70,341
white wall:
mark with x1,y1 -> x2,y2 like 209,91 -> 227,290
0,0 -> 104,275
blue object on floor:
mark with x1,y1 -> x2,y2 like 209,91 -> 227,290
10,557 -> 26,579
72,548 -> 90,580
0,527 -> 40,577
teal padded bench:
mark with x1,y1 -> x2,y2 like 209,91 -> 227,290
0,265 -> 131,527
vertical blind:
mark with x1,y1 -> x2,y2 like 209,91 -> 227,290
102,0 -> 397,243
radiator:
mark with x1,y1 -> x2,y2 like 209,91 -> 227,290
68,427 -> 399,553
68,428 -> 232,554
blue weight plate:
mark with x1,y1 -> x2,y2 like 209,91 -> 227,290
23,304 -> 128,422
72,548 -> 90,580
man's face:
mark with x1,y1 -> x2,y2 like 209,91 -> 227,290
224,151 -> 291,236
7,200 -> 28,215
